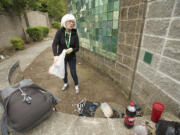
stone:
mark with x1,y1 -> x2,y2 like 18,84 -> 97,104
169,19 -> 180,39
144,19 -> 170,36
132,73 -> 180,116
118,32 -> 125,44
138,49 -> 145,62
125,33 -> 135,46
163,40 -> 180,61
128,5 -> 139,19
121,0 -> 139,7
131,47 -> 138,58
135,20 -> 144,33
131,72 -> 180,116
138,3 -> 146,19
122,56 -> 135,69
161,112 -> 180,122
147,0 -> 175,18
132,81 -> 151,106
132,74 -> 154,114
137,61 -> 156,82
119,21 -> 127,32
104,57 -> 115,69
120,8 -> 128,20
108,70 -> 121,83
154,71 -> 180,102
116,53 -> 123,63
116,63 -> 132,79
142,35 -> 165,54
118,45 -> 133,56
139,49 -> 161,69
134,34 -> 141,47
174,0 -> 180,16
116,44 -> 122,54
126,20 -> 136,33
133,73 -> 144,89
159,57 -> 180,81
120,75 -> 132,94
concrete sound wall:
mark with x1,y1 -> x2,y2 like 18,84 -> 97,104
0,11 -> 50,49
0,12 -> 25,49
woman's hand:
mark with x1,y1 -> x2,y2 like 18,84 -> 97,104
66,48 -> 73,54
54,56 -> 58,63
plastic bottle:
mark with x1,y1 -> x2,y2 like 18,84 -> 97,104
124,102 -> 136,128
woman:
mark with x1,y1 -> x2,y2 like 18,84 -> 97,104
52,14 -> 79,94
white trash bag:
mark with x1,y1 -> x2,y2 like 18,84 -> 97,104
48,50 -> 66,79
100,102 -> 113,118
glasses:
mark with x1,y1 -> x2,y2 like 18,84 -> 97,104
66,20 -> 75,24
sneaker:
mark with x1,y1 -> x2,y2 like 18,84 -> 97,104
75,85 -> 79,94
61,84 -> 68,91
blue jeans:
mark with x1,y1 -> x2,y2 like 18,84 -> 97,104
63,57 -> 78,85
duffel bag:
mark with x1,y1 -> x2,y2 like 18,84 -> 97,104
0,79 -> 61,135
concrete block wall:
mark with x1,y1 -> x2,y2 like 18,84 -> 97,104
131,0 -> 180,117
72,0 -> 180,117
26,11 -> 50,27
0,11 -> 50,49
116,0 -> 146,95
78,0 -> 147,98
0,12 -> 25,49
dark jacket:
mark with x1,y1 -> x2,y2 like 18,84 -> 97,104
52,27 -> 79,60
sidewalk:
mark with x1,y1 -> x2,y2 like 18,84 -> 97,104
0,40 -> 52,90
14,112 -> 150,135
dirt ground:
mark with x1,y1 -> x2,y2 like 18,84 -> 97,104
23,47 -> 130,116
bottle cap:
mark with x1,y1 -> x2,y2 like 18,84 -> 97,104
130,102 -> 135,106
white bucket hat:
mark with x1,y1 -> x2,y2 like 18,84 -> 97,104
61,14 -> 76,29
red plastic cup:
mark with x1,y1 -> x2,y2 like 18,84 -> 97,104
151,102 -> 165,122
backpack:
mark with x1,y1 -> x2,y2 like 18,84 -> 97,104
0,79 -> 60,135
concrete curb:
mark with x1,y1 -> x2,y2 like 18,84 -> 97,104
14,111 -> 152,135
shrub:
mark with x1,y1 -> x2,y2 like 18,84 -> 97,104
51,21 -> 61,29
10,38 -> 24,50
26,27 -> 43,41
38,26 -> 49,37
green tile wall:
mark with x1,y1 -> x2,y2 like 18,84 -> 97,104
68,0 -> 120,60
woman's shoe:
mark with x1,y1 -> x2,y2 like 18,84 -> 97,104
75,85 -> 79,94
61,84 -> 68,91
